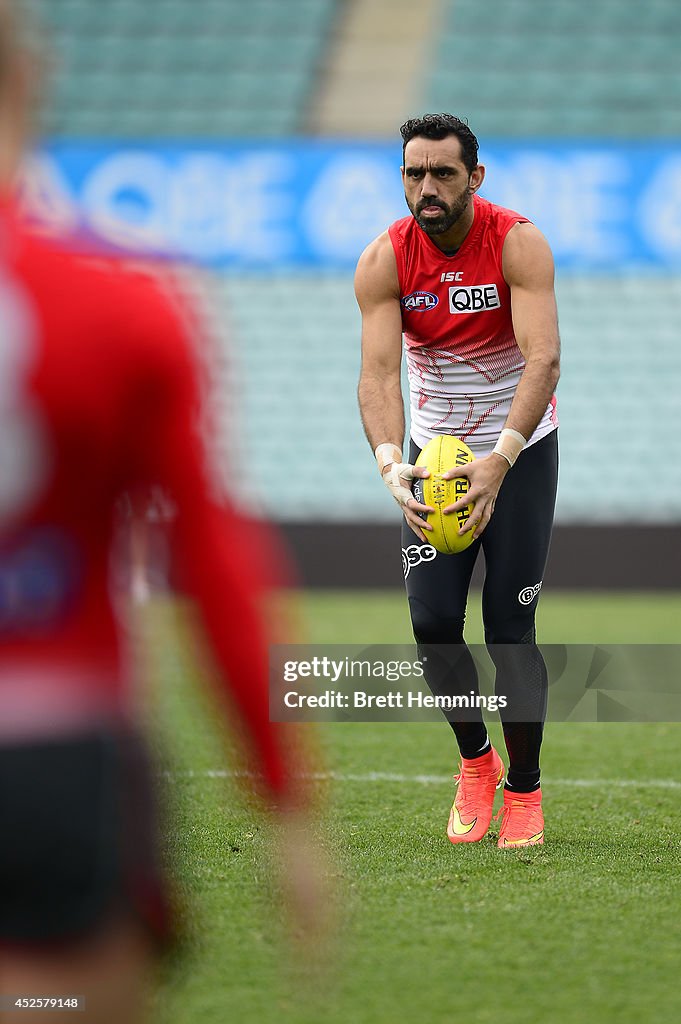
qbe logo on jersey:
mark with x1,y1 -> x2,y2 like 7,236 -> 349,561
449,284 -> 501,315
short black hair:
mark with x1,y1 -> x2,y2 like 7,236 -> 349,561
400,113 -> 479,175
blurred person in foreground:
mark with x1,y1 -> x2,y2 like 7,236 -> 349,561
0,3 -> 320,1021
357,114 -> 560,848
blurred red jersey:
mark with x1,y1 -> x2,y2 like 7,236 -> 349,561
0,198 -> 289,797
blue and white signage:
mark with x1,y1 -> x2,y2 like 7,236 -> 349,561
23,141 -> 681,269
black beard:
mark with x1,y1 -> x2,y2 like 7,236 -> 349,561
408,187 -> 472,235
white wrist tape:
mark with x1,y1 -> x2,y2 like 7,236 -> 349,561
382,461 -> 416,507
493,428 -> 527,467
374,442 -> 403,475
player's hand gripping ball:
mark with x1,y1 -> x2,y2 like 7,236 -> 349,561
413,435 -> 476,554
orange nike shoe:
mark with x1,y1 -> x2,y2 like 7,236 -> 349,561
496,787 -> 544,849
447,747 -> 505,844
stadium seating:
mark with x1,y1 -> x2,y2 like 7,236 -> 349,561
30,0 -> 681,527
215,273 -> 681,524
35,0 -> 339,137
424,0 -> 681,137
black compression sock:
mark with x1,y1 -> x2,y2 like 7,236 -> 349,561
502,721 -> 543,792
505,768 -> 540,793
453,724 -> 491,760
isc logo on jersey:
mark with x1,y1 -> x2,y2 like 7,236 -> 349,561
402,290 -> 439,312
449,284 -> 500,315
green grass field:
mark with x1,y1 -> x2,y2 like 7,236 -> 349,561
151,590 -> 681,1024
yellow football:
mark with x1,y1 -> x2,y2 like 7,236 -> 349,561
413,435 -> 476,554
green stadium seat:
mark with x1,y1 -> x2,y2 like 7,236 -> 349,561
187,272 -> 681,524
33,0 -> 339,138
426,0 -> 681,138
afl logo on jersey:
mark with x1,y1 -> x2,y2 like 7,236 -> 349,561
401,290 -> 439,312
449,284 -> 501,314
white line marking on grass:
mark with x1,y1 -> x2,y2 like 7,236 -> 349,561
163,769 -> 681,790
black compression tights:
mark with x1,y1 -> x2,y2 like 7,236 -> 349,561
402,430 -> 558,792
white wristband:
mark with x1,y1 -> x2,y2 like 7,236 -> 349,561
493,428 -> 527,468
375,442 -> 403,475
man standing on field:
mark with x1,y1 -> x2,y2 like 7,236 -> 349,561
356,113 -> 560,849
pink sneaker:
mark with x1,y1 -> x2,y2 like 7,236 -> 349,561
447,747 -> 505,844
496,787 -> 544,849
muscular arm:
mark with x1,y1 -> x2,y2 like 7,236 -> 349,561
132,280 -> 296,803
443,223 -> 560,537
355,233 -> 433,540
502,222 -> 561,439
355,232 -> 405,452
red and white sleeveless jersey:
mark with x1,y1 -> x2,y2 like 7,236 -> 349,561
0,197 -> 293,799
388,195 -> 558,453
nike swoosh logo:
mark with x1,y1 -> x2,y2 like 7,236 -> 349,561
448,806 -> 477,836
500,830 -> 544,847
